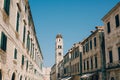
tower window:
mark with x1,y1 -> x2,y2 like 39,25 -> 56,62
58,52 -> 61,56
58,45 -> 62,49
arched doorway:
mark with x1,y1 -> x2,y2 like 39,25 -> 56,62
11,73 -> 15,80
0,70 -> 2,80
20,76 -> 22,80
111,77 -> 115,80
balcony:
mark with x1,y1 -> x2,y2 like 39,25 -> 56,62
106,60 -> 120,69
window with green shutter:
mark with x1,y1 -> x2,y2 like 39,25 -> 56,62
16,12 -> 20,32
118,47 -> 120,60
27,34 -> 30,51
83,46 -> 85,54
23,26 -> 26,43
87,60 -> 89,70
115,14 -> 120,27
84,60 -> 86,70
94,37 -> 96,47
26,60 -> 28,70
0,32 -> 7,52
14,48 -> 17,59
107,22 -> 111,34
90,40 -> 92,50
91,57 -> 93,69
109,50 -> 113,63
22,55 -> 24,65
95,55 -> 98,68
4,0 -> 10,15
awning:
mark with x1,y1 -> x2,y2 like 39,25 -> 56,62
81,73 -> 94,78
61,76 -> 71,80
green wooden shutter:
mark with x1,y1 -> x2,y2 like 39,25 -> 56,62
95,56 -> 97,68
4,0 -> 10,15
3,33 -> 7,51
90,40 -> 92,50
26,60 -> 28,70
22,55 -> 24,65
27,34 -> 30,51
91,58 -> 93,69
14,48 -> 17,59
115,14 -> 120,27
23,26 -> 26,43
107,22 -> 111,33
0,32 -> 4,50
118,47 -> 120,60
0,32 -> 7,52
109,51 -> 113,63
94,37 -> 96,47
16,12 -> 20,32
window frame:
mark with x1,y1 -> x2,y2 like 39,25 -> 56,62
107,22 -> 111,34
115,14 -> 120,27
109,50 -> 113,63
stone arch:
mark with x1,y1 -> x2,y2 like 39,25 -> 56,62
109,71 -> 116,80
11,72 -> 15,80
0,70 -> 2,80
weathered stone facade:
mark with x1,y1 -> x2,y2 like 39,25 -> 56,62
0,0 -> 43,80
50,64 -> 56,80
70,43 -> 82,80
102,2 -> 120,80
81,26 -> 106,80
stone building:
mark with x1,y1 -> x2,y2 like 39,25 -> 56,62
102,2 -> 120,80
81,26 -> 106,80
70,43 -> 82,80
0,0 -> 43,80
63,51 -> 71,79
58,60 -> 64,80
50,64 -> 56,80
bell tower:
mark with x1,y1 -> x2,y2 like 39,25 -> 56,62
55,34 -> 63,80
55,34 -> 63,65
